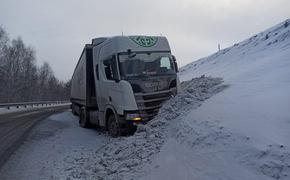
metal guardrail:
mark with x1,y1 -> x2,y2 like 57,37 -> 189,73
0,101 -> 70,109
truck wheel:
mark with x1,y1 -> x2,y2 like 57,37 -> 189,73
108,114 -> 120,137
79,108 -> 90,128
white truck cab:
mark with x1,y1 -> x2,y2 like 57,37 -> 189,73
71,36 -> 180,136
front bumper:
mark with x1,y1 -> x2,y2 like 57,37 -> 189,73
132,88 -> 177,122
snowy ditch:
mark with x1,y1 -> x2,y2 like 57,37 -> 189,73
63,76 -> 228,180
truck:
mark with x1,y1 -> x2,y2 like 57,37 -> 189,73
70,36 -> 180,137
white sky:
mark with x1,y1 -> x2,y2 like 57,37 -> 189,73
1,0 -> 289,81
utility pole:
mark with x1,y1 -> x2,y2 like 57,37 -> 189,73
218,44 -> 221,52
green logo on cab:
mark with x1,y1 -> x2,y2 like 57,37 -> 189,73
129,36 -> 158,47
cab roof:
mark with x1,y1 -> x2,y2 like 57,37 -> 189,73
92,36 -> 171,53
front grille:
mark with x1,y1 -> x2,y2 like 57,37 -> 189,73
135,89 -> 176,121
144,100 -> 164,107
142,91 -> 173,100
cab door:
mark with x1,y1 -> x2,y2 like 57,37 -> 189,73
98,54 -> 124,114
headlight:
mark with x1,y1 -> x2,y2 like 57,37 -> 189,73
126,113 -> 142,121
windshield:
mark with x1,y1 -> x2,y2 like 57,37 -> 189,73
118,52 -> 175,79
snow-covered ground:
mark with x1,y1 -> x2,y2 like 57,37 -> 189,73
1,19 -> 290,180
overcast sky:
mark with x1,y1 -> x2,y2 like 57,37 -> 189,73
1,0 -> 289,81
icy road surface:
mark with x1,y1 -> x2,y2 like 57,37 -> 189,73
0,105 -> 69,169
0,112 -> 109,180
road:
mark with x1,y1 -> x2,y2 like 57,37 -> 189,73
0,111 -> 108,180
0,105 -> 69,169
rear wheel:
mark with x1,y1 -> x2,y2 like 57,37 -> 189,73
79,107 -> 90,128
108,114 -> 120,137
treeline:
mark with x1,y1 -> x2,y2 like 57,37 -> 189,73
0,26 -> 70,103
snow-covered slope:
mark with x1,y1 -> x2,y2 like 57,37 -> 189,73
180,19 -> 290,83
179,19 -> 290,147
142,19 -> 290,180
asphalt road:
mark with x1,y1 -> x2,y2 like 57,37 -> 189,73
0,105 -> 70,169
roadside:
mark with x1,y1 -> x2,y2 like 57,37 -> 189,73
0,111 -> 108,180
0,105 -> 69,169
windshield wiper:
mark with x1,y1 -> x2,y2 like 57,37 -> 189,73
136,74 -> 153,78
124,74 -> 152,79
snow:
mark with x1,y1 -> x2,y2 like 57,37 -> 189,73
1,19 -> 290,180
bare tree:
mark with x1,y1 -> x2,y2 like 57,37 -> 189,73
0,25 -> 71,103
0,26 -> 9,101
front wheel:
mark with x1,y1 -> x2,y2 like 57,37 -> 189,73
108,114 -> 120,137
79,107 -> 90,128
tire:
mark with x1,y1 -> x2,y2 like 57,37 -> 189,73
108,114 -> 120,137
79,107 -> 90,128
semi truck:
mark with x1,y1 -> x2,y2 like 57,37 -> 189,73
70,36 -> 180,137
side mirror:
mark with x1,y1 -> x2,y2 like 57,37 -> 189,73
172,55 -> 179,73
